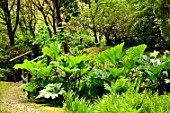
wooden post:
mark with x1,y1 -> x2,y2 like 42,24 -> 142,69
11,61 -> 16,82
9,51 -> 32,82
27,72 -> 31,99
9,51 -> 46,99
21,69 -> 26,83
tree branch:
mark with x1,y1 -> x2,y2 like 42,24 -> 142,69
12,0 -> 20,34
0,15 -> 5,20
0,21 -> 6,25
9,0 -> 16,12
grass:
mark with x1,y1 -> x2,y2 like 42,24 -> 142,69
0,81 -> 13,113
38,106 -> 64,113
84,46 -> 110,57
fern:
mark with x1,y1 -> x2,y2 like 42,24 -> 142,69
66,97 -> 93,113
104,78 -> 131,94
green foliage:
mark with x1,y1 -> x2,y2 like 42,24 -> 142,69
63,90 -> 75,111
96,42 -> 147,79
66,97 -> 92,113
51,54 -> 91,98
63,91 -> 94,113
104,78 -> 131,94
95,42 -> 124,65
153,0 -> 170,41
14,59 -> 53,95
13,42 -> 93,101
82,36 -> 95,48
36,83 -> 64,99
0,31 -> 32,81
14,60 -> 51,78
32,26 -> 51,47
128,0 -> 162,49
0,68 -> 11,80
42,42 -> 61,60
121,44 -> 147,69
12,40 -> 170,109
55,29 -> 74,43
64,78 -> 170,113
137,50 -> 170,94
0,73 -> 5,80
20,82 -> 37,92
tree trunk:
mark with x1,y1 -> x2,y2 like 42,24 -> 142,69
105,33 -> 112,46
41,12 -> 52,38
1,0 -> 20,46
55,0 -> 70,53
93,28 -> 98,43
55,0 -> 62,31
114,33 -> 121,45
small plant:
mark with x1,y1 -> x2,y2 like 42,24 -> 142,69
137,50 -> 170,95
14,59 -> 53,96
42,42 -> 61,60
63,91 -> 94,113
51,55 -> 91,98
95,42 -> 147,79
0,68 -> 12,81
36,83 -> 64,99
104,78 -> 131,94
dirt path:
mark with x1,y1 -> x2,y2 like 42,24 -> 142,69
0,81 -> 64,113
0,82 -> 41,113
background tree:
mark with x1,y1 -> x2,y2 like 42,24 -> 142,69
74,0 -> 133,46
0,0 -> 20,46
19,0 -> 37,39
153,0 -> 170,41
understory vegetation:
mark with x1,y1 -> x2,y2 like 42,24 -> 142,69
1,0 -> 170,112
13,42 -> 170,112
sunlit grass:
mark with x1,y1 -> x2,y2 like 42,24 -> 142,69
0,81 -> 14,113
33,103 -> 65,113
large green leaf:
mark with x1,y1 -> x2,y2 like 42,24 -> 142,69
121,44 -> 147,69
80,67 -> 90,75
14,59 -> 47,77
148,60 -> 170,76
68,56 -> 91,68
124,44 -> 147,60
95,42 -> 124,66
107,67 -> 124,78
14,59 -> 33,70
20,83 -> 36,92
42,42 -> 61,59
163,60 -> 170,69
37,65 -> 53,78
149,65 -> 163,76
